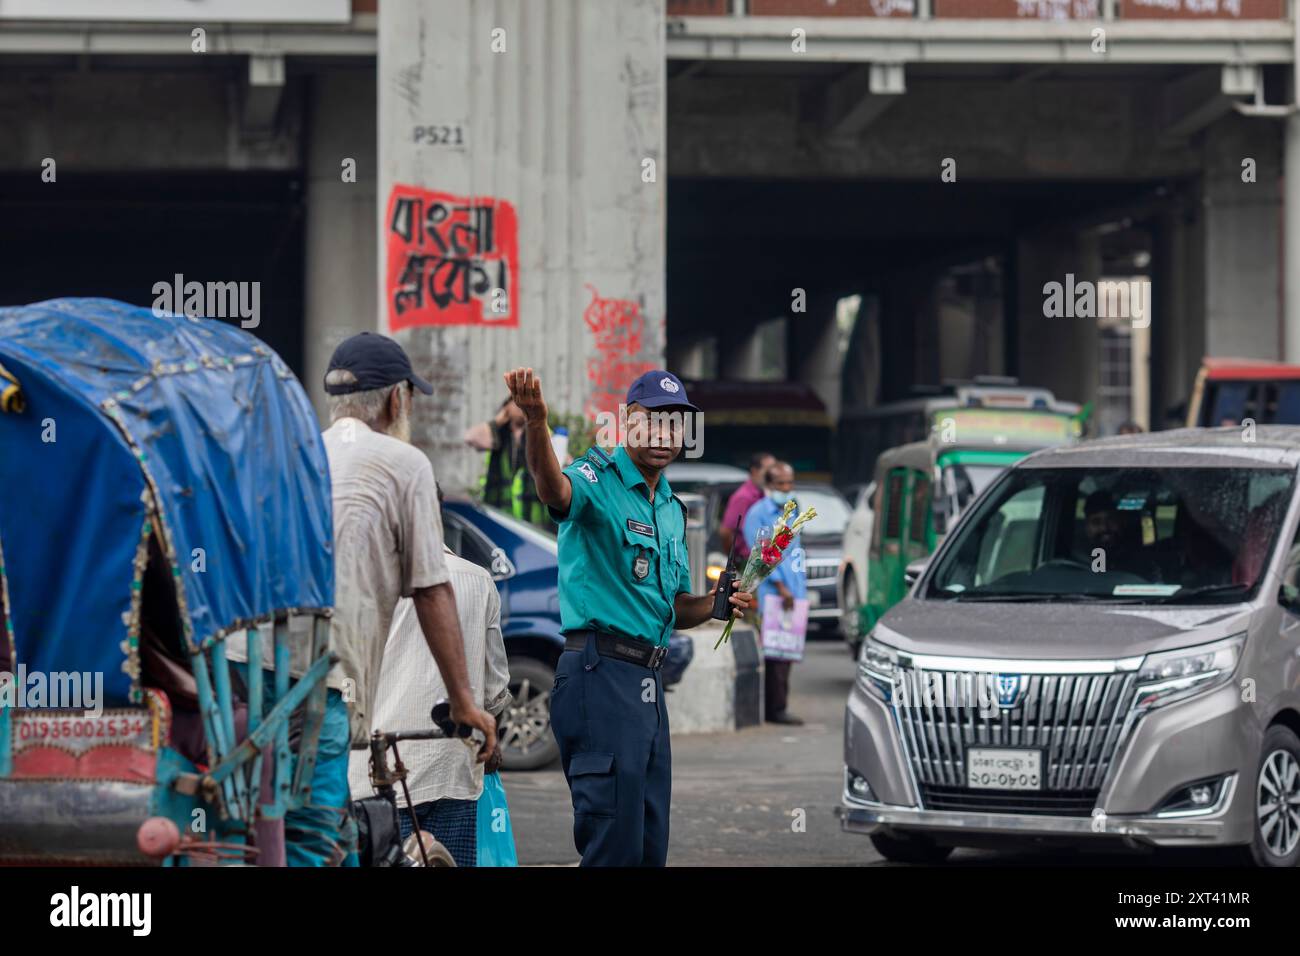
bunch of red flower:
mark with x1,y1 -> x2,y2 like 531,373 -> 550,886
759,525 -> 796,565
713,499 -> 818,648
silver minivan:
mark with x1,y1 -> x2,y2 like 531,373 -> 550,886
838,427 -> 1300,866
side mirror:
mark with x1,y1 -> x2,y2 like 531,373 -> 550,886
932,499 -> 950,536
904,557 -> 930,590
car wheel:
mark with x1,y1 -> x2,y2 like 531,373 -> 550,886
1242,725 -> 1300,867
869,831 -> 953,864
498,655 -> 562,771
842,572 -> 862,656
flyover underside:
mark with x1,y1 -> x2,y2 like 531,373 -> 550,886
667,59 -> 1285,455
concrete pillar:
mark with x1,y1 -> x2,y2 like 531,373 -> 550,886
721,324 -> 765,379
1150,207 -> 1199,428
1015,231 -> 1098,413
791,301 -> 841,421
975,276 -> 1005,378
841,294 -> 881,414
877,279 -> 918,402
912,281 -> 941,389
303,71 -> 378,425
937,293 -> 974,383
669,336 -> 714,379
1203,113 -> 1281,360
935,267 -> 1001,383
1287,111 -> 1300,362
379,0 -> 666,492
1130,320 -> 1152,432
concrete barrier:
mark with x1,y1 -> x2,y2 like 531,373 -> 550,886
669,621 -> 763,734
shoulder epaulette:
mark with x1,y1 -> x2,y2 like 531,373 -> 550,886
586,446 -> 614,469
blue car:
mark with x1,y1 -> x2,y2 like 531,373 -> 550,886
441,498 -> 694,770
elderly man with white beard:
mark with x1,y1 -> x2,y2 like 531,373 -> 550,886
232,331 -> 498,866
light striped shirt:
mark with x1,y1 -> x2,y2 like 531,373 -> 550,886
348,548 -> 511,805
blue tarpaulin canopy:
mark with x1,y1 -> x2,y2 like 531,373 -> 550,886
0,298 -> 333,706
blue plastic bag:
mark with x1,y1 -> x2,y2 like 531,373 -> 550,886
476,771 -> 518,867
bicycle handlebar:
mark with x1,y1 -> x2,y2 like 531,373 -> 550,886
368,699 -> 482,754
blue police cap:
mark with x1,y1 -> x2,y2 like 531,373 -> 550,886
324,332 -> 434,396
626,370 -> 698,412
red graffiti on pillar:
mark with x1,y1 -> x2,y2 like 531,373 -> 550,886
385,184 -> 519,331
583,284 -> 656,419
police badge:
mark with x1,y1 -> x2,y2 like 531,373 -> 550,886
632,546 -> 650,581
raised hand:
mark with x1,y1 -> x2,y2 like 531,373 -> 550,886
503,367 -> 548,425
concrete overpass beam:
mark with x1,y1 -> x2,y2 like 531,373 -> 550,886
241,52 -> 285,137
1160,65 -> 1254,142
822,63 -> 905,142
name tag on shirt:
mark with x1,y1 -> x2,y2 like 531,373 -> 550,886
626,519 -> 655,537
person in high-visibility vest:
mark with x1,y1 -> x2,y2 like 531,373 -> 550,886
465,397 -> 551,527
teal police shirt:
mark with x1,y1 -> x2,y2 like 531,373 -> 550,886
549,445 -> 692,647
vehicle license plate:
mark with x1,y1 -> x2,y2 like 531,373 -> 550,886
966,748 -> 1042,791
13,711 -> 154,754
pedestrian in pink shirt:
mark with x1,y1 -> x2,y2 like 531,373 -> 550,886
720,451 -> 775,561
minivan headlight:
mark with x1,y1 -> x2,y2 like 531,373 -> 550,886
857,633 -> 899,701
1135,634 -> 1244,710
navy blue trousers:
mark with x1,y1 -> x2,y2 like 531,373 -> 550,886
549,637 -> 671,866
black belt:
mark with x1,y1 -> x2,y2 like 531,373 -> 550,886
564,629 -> 668,670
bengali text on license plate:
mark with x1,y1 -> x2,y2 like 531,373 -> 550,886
966,748 -> 1042,791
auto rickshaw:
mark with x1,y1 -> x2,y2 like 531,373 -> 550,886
0,298 -> 335,865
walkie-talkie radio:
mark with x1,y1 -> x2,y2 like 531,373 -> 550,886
711,517 -> 743,620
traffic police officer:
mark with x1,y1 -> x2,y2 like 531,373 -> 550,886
504,366 -> 755,866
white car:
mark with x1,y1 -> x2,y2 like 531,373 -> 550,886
663,462 -> 749,585
837,481 -> 875,656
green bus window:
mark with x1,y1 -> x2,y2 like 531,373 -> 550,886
884,471 -> 904,540
870,479 -> 886,549
909,474 -> 930,545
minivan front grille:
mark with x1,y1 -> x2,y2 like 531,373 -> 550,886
892,666 -> 1138,802
805,562 -> 837,581
918,784 -> 1101,816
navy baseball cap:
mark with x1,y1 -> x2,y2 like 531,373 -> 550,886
626,370 -> 698,412
324,332 -> 433,396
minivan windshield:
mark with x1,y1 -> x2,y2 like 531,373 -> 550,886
925,466 -> 1295,604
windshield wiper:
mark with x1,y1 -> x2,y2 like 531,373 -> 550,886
944,591 -> 1147,604
948,592 -> 1074,603
1146,582 -> 1252,604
